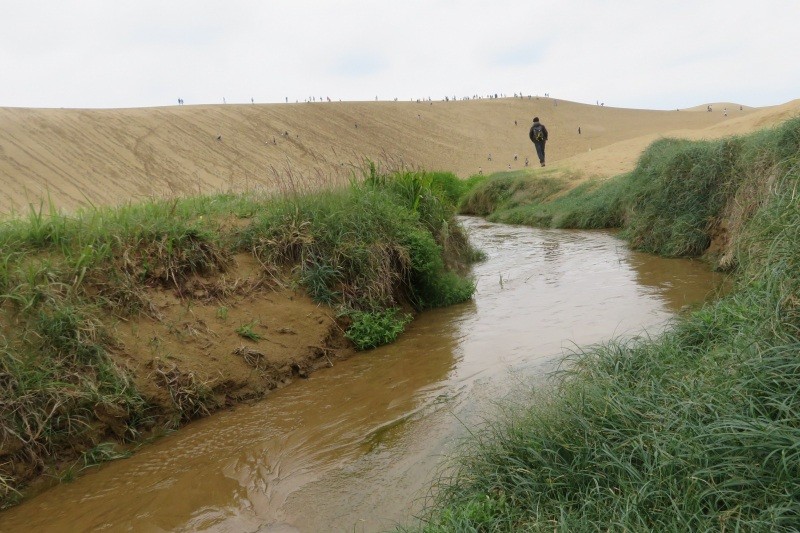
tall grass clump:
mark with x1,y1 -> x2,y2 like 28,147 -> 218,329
241,170 -> 476,315
0,302 -> 148,507
238,169 -> 477,350
459,171 -> 568,220
619,137 -> 744,256
618,118 -> 800,259
406,120 -> 800,530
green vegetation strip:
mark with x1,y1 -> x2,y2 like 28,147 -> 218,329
461,117 -> 800,259
406,117 -> 800,530
0,169 -> 477,507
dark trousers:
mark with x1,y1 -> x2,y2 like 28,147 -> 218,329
534,141 -> 546,164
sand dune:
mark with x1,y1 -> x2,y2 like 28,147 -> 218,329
1,98 -> 798,215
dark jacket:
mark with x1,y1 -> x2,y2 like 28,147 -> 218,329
529,121 -> 549,143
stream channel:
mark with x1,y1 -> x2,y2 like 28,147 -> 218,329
0,217 -> 725,533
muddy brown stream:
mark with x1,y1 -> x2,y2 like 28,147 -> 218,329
0,217 -> 724,532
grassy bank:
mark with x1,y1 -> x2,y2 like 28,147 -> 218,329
409,118 -> 800,530
460,117 -> 800,264
0,169 -> 477,507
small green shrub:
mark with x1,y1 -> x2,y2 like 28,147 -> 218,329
344,308 -> 412,350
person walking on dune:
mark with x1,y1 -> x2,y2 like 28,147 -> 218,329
529,117 -> 549,167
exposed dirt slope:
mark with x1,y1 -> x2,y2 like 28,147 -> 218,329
112,253 -> 352,420
2,98 -> 798,214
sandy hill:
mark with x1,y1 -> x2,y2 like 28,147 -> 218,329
1,98 -> 798,215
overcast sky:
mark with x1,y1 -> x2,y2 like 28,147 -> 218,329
2,1 -> 798,110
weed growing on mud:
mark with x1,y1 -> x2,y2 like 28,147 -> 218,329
235,320 -> 263,341
344,308 -> 412,350
154,363 -> 215,423
60,443 -> 132,483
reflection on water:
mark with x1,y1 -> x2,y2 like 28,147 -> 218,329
0,217 -> 724,533
627,251 -> 728,312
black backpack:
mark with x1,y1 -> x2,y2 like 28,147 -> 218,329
532,124 -> 544,142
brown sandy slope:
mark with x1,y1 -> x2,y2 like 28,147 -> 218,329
112,253 -> 351,419
2,98 -> 798,215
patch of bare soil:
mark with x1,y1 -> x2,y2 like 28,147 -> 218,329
112,253 -> 353,425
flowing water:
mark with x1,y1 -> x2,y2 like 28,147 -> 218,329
0,218 -> 724,533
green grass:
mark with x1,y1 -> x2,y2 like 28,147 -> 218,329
406,118 -> 800,531
539,175 -> 632,229
0,306 -> 148,505
458,117 -> 800,264
0,167 -> 478,507
459,170 -> 569,220
235,321 -> 263,341
344,308 -> 412,350
240,170 -> 477,311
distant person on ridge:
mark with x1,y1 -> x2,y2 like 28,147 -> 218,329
529,117 -> 549,167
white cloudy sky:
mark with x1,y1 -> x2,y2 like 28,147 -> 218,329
1,1 -> 798,110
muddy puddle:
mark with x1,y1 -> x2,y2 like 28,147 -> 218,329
0,217 -> 724,532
